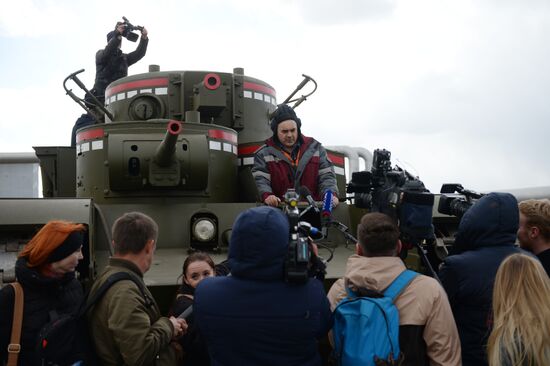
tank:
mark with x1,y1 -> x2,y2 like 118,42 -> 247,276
2,66 -> 549,309
0,67 -> 358,302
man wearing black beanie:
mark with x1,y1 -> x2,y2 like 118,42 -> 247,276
87,21 -> 149,113
252,104 -> 339,207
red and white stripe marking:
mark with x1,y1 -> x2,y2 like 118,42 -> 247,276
327,153 -> 346,176
243,81 -> 277,106
103,78 -> 277,107
75,127 -> 238,157
207,129 -> 238,155
104,78 -> 169,105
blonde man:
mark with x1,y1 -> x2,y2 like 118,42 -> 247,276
518,199 -> 550,276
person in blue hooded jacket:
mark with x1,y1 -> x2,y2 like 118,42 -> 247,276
439,192 -> 526,366
194,206 -> 332,366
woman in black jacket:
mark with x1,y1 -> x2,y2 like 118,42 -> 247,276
170,252 -> 216,366
0,221 -> 86,366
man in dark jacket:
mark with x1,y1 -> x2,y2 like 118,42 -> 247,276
194,206 -> 332,366
89,21 -> 149,108
439,192 -> 525,366
518,198 -> 550,276
252,104 -> 339,207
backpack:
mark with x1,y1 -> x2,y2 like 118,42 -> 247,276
36,271 -> 151,366
332,269 -> 418,366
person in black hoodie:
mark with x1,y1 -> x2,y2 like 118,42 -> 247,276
87,21 -> 149,110
194,206 -> 332,366
439,192 -> 526,366
0,221 -> 86,365
170,252 -> 217,366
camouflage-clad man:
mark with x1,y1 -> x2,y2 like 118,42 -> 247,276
252,105 -> 339,207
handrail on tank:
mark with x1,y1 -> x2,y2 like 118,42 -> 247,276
269,74 -> 318,119
63,69 -> 114,121
354,147 -> 373,171
154,120 -> 183,167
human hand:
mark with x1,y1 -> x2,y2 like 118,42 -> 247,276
264,195 -> 281,207
332,195 -> 339,207
308,238 -> 319,257
169,316 -> 188,338
141,27 -> 148,39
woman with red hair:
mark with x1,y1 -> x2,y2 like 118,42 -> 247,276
0,220 -> 86,365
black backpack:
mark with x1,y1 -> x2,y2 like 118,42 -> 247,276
36,271 -> 152,366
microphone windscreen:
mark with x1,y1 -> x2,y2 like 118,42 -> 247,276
322,190 -> 333,217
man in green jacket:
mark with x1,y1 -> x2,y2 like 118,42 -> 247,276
87,212 -> 187,366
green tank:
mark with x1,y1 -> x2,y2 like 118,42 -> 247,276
0,68 -> 357,304
2,66 -> 547,312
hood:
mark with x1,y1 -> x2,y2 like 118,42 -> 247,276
344,255 -> 406,292
229,206 -> 289,281
454,192 -> 518,252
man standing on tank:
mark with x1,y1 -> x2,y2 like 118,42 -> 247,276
89,21 -> 149,108
252,104 -> 339,207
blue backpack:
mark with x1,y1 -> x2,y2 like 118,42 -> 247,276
332,269 -> 418,366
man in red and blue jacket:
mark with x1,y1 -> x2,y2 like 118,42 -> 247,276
252,105 -> 339,207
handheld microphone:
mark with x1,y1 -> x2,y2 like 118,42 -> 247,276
298,186 -> 320,213
177,305 -> 193,320
297,221 -> 323,239
322,190 -> 333,223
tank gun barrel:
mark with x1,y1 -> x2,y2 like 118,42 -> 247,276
155,120 -> 183,167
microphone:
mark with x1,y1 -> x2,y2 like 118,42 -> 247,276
177,305 -> 193,319
298,186 -> 320,213
297,221 -> 323,239
322,190 -> 333,224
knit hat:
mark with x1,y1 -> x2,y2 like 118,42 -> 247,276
270,104 -> 302,136
46,231 -> 83,263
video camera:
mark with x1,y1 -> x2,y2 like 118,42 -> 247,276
346,149 -> 435,247
282,189 -> 311,284
120,16 -> 144,42
282,189 -> 329,284
438,183 -> 484,218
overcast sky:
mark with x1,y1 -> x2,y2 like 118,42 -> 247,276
1,0 -> 549,193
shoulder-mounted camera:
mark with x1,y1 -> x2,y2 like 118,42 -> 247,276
120,16 -> 144,42
438,183 -> 483,218
347,149 -> 435,246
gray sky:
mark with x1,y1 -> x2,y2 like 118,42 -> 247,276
1,0 -> 549,193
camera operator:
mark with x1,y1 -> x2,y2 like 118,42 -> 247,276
88,20 -> 149,113
194,206 -> 332,366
